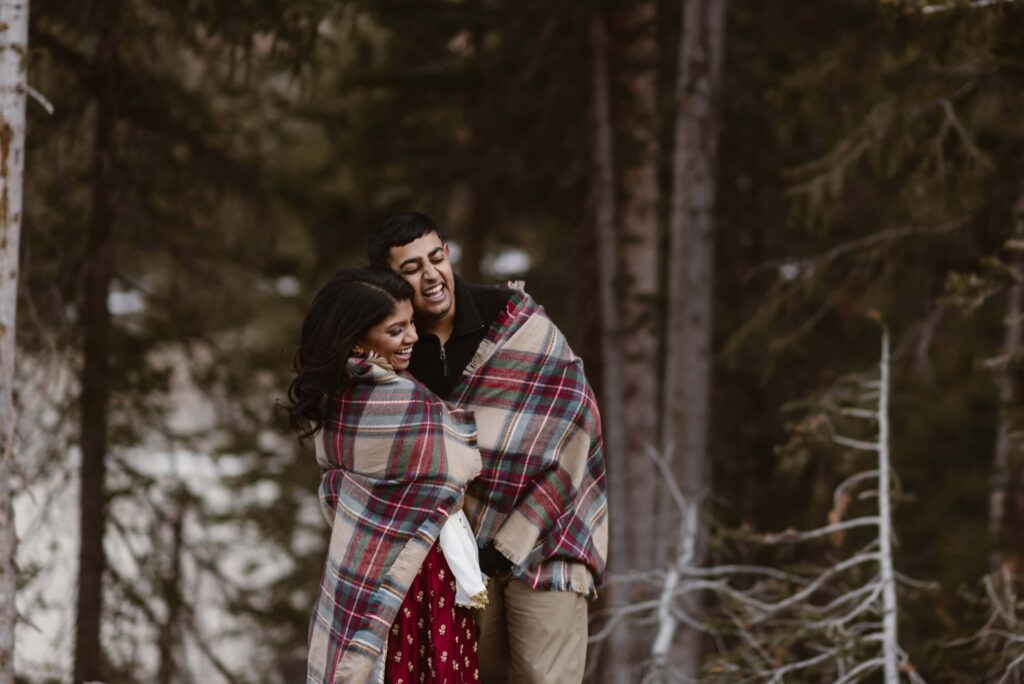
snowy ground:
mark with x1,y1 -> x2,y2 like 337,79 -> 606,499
14,348 -> 322,683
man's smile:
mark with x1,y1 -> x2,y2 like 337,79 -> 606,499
423,283 -> 447,302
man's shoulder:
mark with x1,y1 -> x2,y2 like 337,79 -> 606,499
463,280 -> 516,305
462,280 -> 515,327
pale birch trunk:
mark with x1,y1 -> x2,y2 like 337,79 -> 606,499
661,0 -> 726,675
589,13 -> 632,680
990,186 -> 1024,568
0,3 -> 27,681
616,0 -> 661,573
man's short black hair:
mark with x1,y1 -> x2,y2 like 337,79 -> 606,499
368,211 -> 444,268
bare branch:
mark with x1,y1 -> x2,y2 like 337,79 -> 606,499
921,0 -> 1019,13
23,83 -> 54,115
834,657 -> 885,684
832,435 -> 880,452
761,519 -> 881,544
746,220 -> 964,282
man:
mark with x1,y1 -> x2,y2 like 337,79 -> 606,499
368,211 -> 608,683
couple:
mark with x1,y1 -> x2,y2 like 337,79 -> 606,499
286,213 -> 608,683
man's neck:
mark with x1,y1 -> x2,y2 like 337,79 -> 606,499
422,304 -> 456,346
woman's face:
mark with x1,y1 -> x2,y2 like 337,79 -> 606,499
355,300 -> 418,371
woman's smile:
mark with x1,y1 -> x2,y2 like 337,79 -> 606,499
357,300 -> 418,370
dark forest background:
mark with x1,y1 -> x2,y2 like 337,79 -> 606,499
11,0 -> 1024,681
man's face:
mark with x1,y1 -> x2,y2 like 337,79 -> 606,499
388,231 -> 456,323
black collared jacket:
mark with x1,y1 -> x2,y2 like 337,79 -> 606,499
407,275 -> 514,400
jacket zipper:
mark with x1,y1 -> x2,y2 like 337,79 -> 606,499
440,344 -> 449,377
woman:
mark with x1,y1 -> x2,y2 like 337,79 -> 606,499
286,268 -> 486,684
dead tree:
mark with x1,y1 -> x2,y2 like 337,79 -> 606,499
705,324 -> 922,683
591,324 -> 927,683
949,566 -> 1024,683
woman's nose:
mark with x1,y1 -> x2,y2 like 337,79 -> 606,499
406,326 -> 419,344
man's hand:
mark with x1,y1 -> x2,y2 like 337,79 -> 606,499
478,542 -> 514,577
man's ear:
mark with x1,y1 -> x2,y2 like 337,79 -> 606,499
443,243 -> 451,259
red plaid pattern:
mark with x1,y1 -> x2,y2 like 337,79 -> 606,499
453,289 -> 608,596
306,359 -> 481,684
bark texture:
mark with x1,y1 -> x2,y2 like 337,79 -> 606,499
661,0 -> 726,675
616,0 -> 661,573
0,2 -> 28,681
589,11 -> 634,682
74,8 -> 117,681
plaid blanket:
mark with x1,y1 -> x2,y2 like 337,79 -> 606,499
453,288 -> 608,595
306,358 -> 481,684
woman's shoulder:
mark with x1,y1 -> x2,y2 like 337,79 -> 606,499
344,357 -> 439,401
344,356 -> 401,384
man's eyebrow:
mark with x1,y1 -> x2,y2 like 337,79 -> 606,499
398,247 -> 443,270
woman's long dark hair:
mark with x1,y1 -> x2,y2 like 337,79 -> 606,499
285,267 -> 414,437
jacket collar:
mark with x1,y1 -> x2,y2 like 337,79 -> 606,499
420,274 -> 484,341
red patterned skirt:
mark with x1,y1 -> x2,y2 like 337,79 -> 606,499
385,541 -> 480,683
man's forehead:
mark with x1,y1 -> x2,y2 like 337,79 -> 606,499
390,232 -> 445,264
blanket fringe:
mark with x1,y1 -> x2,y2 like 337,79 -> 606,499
462,338 -> 496,377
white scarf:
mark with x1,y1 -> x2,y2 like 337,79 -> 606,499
439,510 -> 489,608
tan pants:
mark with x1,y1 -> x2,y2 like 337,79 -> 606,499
477,574 -> 588,684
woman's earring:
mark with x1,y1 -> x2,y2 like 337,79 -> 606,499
352,346 -> 365,357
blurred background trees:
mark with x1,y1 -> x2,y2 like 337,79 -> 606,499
6,0 -> 1024,681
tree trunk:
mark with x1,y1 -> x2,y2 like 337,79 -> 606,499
661,0 -> 726,676
615,0 -> 660,572
452,183 -> 485,283
991,184 -> 1024,569
456,16 -> 486,285
157,496 -> 186,684
0,2 -> 28,682
589,12 -> 633,682
74,14 -> 116,682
